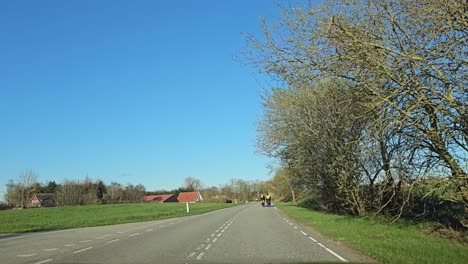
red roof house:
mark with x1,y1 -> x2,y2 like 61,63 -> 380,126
177,192 -> 203,203
30,193 -> 57,207
143,194 -> 178,203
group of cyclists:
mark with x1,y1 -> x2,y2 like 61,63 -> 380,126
260,193 -> 272,207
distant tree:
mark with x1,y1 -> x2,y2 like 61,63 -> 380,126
184,177 -> 202,191
96,180 -> 106,202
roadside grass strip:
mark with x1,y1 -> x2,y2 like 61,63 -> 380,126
277,203 -> 468,264
0,203 -> 237,234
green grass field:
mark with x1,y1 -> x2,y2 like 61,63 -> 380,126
0,202 -> 235,234
276,203 -> 468,264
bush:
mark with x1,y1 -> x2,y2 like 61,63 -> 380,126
0,202 -> 13,210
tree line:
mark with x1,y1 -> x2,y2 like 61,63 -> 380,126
3,172 -> 271,208
244,0 -> 467,230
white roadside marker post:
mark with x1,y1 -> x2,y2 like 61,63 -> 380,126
186,202 -> 190,213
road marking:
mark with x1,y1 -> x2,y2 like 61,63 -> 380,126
80,240 -> 93,243
117,231 -> 125,234
324,247 -> 348,262
289,223 -> 293,225
106,239 -> 119,244
196,252 -> 205,260
215,229 -> 220,232
96,236 -> 105,239
186,252 -> 196,259
205,244 -> 212,250
204,238 -> 211,243
17,253 -> 37,257
300,231 -> 308,236
220,229 -> 225,233
216,233 -> 222,237
146,228 -> 153,232
196,244 -> 204,251
43,248 -> 58,251
129,233 -> 140,237
74,247 -> 93,254
308,236 -> 318,242
65,244 -> 76,247
210,233 -> 215,237
212,237 -> 218,243
294,226 -> 298,229
34,259 -> 53,264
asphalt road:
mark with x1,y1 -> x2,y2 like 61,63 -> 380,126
0,204 -> 370,264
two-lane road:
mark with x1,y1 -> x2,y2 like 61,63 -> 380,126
0,204 -> 369,264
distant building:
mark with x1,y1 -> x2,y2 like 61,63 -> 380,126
143,194 -> 178,203
30,193 -> 57,208
177,192 -> 203,203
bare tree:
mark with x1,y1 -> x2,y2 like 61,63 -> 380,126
184,177 -> 202,191
244,0 -> 467,219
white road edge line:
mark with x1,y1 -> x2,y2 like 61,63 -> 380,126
74,247 -> 93,254
308,236 -> 318,242
34,259 -> 53,264
212,237 -> 218,243
300,231 -> 308,236
196,252 -> 205,260
17,253 -> 37,257
316,242 -> 348,262
324,247 -> 348,262
205,243 -> 212,250
106,239 -> 120,244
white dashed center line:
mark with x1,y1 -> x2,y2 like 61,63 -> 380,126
186,252 -> 196,259
300,231 -> 308,236
196,252 -> 205,260
65,244 -> 76,247
205,244 -> 212,250
43,248 -> 58,251
74,247 -> 93,254
34,259 -> 53,264
80,240 -> 93,243
106,239 -> 120,244
17,253 -> 37,257
129,233 -> 140,237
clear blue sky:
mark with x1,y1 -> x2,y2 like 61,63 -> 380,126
0,0 -> 297,197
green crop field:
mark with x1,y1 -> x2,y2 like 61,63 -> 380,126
0,202 -> 235,234
277,203 -> 468,264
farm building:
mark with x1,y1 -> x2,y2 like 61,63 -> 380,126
177,191 -> 203,203
30,193 -> 57,207
143,194 -> 178,203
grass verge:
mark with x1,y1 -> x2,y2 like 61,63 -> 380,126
0,202 -> 235,234
276,203 -> 468,264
